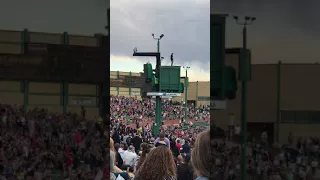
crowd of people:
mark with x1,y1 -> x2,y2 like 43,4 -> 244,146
109,95 -> 211,180
212,127 -> 320,180
0,104 -> 108,179
110,95 -> 210,124
9,94 -> 319,180
109,120 -> 210,180
0,95 -> 210,180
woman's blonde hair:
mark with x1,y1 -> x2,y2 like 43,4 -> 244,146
134,146 -> 176,180
110,138 -> 116,165
110,138 -> 115,152
191,130 -> 211,178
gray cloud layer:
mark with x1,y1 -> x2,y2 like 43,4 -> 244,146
111,0 -> 210,70
212,0 -> 320,63
0,0 -> 107,35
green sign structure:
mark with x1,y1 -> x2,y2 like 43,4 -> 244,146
160,66 -> 181,92
211,14 -> 227,100
133,39 -> 184,136
211,14 -> 238,101
211,13 -> 255,180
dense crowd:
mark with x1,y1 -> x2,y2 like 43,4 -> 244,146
110,95 -> 210,124
109,95 -> 210,180
0,95 -> 210,180
109,118 -> 210,180
212,128 -> 320,180
0,104 -> 107,180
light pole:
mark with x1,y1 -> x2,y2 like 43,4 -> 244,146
228,113 -> 235,140
101,8 -> 110,124
183,66 -> 190,123
233,15 -> 255,180
105,9 -> 110,32
152,33 -> 164,136
152,33 -> 164,53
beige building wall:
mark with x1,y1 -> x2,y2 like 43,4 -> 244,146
0,30 -> 102,117
0,29 -> 100,55
174,80 -> 210,107
110,70 -> 209,106
0,30 -> 21,43
280,64 -> 320,110
213,63 -> 278,129
0,30 -> 22,54
213,49 -> 320,144
28,82 -> 62,112
29,32 -> 62,44
278,64 -> 320,144
0,81 -> 23,105
29,82 -> 61,94
110,71 -> 142,98
278,124 -> 320,144
67,83 -> 98,118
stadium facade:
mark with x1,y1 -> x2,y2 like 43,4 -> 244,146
0,29 -> 106,118
214,48 -> 320,144
0,28 -> 209,119
110,71 -> 210,107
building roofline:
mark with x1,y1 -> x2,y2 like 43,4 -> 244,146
225,48 -> 249,54
210,12 -> 229,17
226,48 -> 320,65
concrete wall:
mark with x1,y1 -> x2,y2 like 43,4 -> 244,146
110,70 -> 209,105
279,124 -> 320,144
174,81 -> 210,107
280,64 -> 320,110
0,29 -> 99,55
213,50 -> 320,144
0,80 -> 100,118
0,81 -> 23,104
110,71 -> 142,99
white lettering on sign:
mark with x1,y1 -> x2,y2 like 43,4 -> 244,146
147,92 -> 181,97
71,97 -> 94,105
211,100 -> 227,110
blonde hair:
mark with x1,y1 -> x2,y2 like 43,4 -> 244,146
110,138 -> 116,165
134,146 -> 176,180
191,130 -> 211,178
110,138 -> 115,152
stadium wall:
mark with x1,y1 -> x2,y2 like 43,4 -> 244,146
110,70 -> 210,106
0,29 -> 105,119
173,81 -> 210,107
213,48 -> 320,144
0,81 -> 100,118
110,71 -> 142,99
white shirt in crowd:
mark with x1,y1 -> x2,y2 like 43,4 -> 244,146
261,131 -> 268,141
118,149 -> 138,167
235,126 -> 241,135
2,115 -> 7,124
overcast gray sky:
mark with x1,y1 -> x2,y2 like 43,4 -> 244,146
0,0 -> 107,35
212,0 -> 320,64
110,0 -> 210,81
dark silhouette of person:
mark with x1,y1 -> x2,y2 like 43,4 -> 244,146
171,53 -> 174,66
181,140 -> 191,154
132,134 -> 142,154
112,130 -> 121,144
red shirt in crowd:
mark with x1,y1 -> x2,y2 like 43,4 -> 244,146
176,140 -> 182,153
75,132 -> 83,144
66,155 -> 73,167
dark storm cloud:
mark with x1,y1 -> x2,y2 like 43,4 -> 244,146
212,0 -> 320,63
110,0 -> 210,70
0,0 -> 107,35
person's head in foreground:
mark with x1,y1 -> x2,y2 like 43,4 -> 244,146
133,146 -> 176,180
191,130 -> 211,180
136,143 -> 152,171
110,138 -> 115,152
